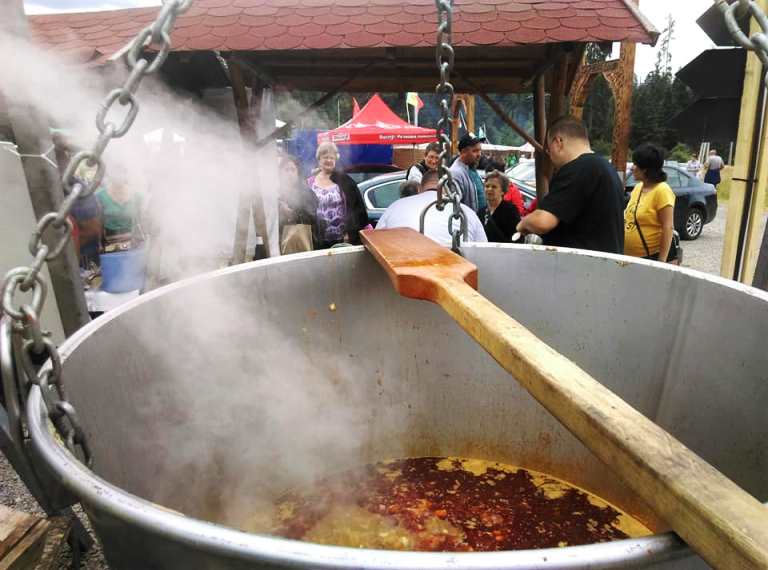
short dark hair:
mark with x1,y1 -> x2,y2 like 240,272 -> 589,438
421,170 -> 439,191
425,142 -> 441,155
547,116 -> 589,142
399,180 -> 420,198
484,170 -> 509,193
632,143 -> 667,184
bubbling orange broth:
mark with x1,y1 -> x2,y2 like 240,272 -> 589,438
241,457 -> 652,552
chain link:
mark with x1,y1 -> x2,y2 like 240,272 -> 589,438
718,0 -> 768,87
431,0 -> 467,254
0,0 -> 192,469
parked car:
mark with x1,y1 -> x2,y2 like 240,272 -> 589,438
358,170 -> 538,224
357,171 -> 407,223
505,160 -> 536,188
625,164 -> 717,240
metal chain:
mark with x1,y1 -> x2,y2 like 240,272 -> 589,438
0,0 -> 192,468
433,0 -> 467,254
717,0 -> 768,87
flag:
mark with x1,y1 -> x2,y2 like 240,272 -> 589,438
406,92 -> 424,110
406,92 -> 424,126
352,97 -> 360,116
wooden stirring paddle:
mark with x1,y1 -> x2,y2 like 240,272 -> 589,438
360,227 -> 768,570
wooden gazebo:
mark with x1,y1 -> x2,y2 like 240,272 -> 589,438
28,0 -> 657,256
29,0 -> 657,144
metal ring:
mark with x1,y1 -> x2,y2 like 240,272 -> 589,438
55,182 -> 85,227
20,305 -> 46,355
96,89 -> 140,138
62,151 -> 105,196
725,2 -> 757,49
151,1 -> 177,43
29,213 -> 73,261
1,268 -> 47,321
19,247 -> 49,292
52,400 -> 93,467
752,3 -> 768,34
418,199 -> 440,234
145,31 -> 172,74
127,27 -> 153,68
0,316 -> 25,446
121,58 -> 149,101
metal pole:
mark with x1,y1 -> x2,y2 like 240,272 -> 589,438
0,0 -> 89,336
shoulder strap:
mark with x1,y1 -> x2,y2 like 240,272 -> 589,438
633,188 -> 651,257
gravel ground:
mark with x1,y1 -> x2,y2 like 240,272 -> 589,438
678,203 -> 768,276
0,453 -> 108,569
1,201 -> 764,569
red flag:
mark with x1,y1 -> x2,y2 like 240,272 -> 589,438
352,97 -> 361,116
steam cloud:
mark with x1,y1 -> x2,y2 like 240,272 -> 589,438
1,22 -> 406,532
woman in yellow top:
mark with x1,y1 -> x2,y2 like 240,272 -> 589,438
624,143 -> 677,263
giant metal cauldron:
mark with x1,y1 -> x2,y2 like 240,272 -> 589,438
27,244 -> 768,569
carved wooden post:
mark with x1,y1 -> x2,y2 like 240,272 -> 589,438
606,42 -> 636,180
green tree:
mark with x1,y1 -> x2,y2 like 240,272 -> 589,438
668,142 -> 692,163
629,15 -> 692,154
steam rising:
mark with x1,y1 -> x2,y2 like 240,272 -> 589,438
0,28 -> 286,281
1,25 -> 405,530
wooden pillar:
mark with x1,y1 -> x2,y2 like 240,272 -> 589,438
533,74 -> 549,199
450,94 -> 475,154
721,0 -> 768,282
0,0 -> 88,336
229,62 -> 270,263
609,42 -> 636,180
549,55 -> 569,122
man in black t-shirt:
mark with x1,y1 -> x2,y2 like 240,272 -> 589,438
516,116 -> 624,254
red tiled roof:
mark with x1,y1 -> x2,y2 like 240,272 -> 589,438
27,0 -> 656,63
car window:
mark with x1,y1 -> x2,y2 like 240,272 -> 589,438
367,181 -> 403,208
664,167 -> 682,188
506,162 -> 535,181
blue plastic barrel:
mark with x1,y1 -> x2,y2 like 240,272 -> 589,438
100,248 -> 146,293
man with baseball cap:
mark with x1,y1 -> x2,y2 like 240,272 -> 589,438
449,132 -> 487,212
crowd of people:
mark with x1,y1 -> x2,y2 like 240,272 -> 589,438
242,115 -> 694,264
372,116 -> 683,264
55,139 -> 145,272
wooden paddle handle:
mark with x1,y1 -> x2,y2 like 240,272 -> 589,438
434,276 -> 768,569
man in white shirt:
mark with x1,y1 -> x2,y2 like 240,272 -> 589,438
376,171 -> 487,245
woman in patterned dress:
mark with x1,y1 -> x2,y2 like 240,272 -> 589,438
307,142 -> 368,248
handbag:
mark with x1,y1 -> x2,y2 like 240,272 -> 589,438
633,189 -> 679,263
280,224 -> 313,254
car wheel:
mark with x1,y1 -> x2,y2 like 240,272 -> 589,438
682,207 -> 704,240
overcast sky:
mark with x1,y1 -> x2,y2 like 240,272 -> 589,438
24,0 -> 718,77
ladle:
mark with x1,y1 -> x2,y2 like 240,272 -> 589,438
360,227 -> 768,570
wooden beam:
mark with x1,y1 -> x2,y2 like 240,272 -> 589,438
251,62 -> 376,149
229,60 -> 254,265
741,76 -> 768,285
456,73 -> 545,155
720,0 -> 768,281
0,505 -> 50,570
533,74 -> 550,198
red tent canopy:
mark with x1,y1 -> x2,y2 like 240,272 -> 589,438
318,94 -> 436,146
